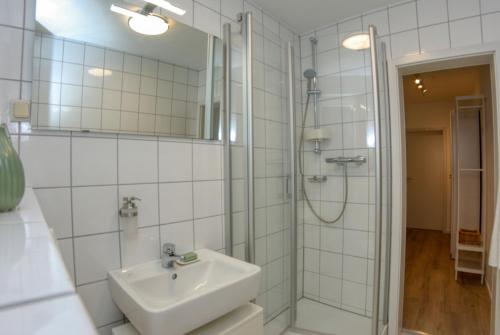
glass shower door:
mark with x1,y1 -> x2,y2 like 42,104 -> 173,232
367,25 -> 392,335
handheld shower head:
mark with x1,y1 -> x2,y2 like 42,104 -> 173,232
303,69 -> 319,93
303,68 -> 317,80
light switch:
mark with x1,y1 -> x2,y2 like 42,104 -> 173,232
11,100 -> 30,121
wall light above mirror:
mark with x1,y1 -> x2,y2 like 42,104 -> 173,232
32,0 -> 223,140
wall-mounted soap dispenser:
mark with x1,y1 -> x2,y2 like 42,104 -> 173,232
119,197 -> 141,235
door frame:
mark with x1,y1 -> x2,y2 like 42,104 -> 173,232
386,42 -> 500,335
405,128 -> 448,232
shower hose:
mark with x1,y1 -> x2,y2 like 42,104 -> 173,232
299,94 -> 348,224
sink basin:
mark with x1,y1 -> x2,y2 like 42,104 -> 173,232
108,249 -> 261,335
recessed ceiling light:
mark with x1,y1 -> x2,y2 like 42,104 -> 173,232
341,32 -> 370,50
110,4 -> 169,36
142,0 -> 186,16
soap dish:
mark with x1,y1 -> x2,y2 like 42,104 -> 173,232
176,258 -> 200,265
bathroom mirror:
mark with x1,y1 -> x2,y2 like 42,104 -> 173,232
31,0 -> 223,140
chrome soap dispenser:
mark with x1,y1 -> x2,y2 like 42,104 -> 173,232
119,197 -> 141,235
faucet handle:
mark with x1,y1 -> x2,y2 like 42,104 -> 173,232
163,242 -> 176,256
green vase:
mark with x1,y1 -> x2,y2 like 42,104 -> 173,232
0,124 -> 25,212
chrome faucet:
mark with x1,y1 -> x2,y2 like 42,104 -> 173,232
162,243 -> 181,268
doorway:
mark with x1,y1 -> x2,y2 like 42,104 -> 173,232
401,65 -> 494,334
406,130 -> 446,231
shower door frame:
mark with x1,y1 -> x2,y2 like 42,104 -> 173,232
386,42 -> 500,335
286,26 -> 392,335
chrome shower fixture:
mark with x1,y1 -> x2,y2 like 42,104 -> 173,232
325,155 -> 367,165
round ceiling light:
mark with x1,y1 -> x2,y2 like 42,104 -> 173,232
128,14 -> 168,36
342,32 -> 370,50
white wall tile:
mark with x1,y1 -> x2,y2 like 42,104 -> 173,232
160,220 -> 194,254
118,139 -> 158,184
319,275 -> 341,303
390,29 -> 420,58
162,0 -> 194,26
159,141 -> 192,181
57,238 -> 75,282
389,2 -> 418,33
193,143 -> 221,180
448,0 -> 480,20
121,226 -> 160,268
159,182 -> 193,223
193,180 -> 222,218
77,280 -> 122,328
20,135 -> 71,187
64,41 -> 85,64
482,13 -> 500,43
35,188 -> 72,238
419,23 -> 450,53
449,16 -> 482,48
119,184 -> 159,228
41,36 -> 63,61
363,9 -> 389,36
105,50 -> 123,71
72,137 -> 117,186
0,26 -> 23,80
417,0 -> 448,27
84,46 -> 105,68
221,0 -> 242,19
72,185 -> 119,236
342,255 -> 368,283
0,0 -> 24,27
194,215 -> 223,250
194,3 -> 221,37
74,232 -> 120,285
341,280 -> 366,309
481,0 -> 500,13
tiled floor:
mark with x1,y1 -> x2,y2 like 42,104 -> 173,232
293,298 -> 371,335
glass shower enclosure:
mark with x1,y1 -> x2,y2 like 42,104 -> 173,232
223,13 -> 391,335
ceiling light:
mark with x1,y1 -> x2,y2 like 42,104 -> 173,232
417,84 -> 423,89
142,0 -> 186,15
342,32 -> 370,50
414,77 -> 422,85
128,14 -> 168,35
422,88 -> 428,94
111,4 -> 169,36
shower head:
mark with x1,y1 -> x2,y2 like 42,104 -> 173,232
303,68 -> 317,80
304,69 -> 319,93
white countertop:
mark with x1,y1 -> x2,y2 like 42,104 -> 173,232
0,188 -> 97,334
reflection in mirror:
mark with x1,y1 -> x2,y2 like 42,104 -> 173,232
32,0 -> 222,140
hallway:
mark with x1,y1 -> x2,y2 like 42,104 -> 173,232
403,229 -> 490,334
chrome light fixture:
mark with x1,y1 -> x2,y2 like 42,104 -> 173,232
342,32 -> 370,50
110,4 -> 169,36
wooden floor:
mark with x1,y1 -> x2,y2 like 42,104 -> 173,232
403,229 -> 490,335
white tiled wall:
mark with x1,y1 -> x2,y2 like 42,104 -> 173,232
0,0 -> 298,334
20,133 -> 224,331
32,33 -> 201,137
298,0 -> 500,319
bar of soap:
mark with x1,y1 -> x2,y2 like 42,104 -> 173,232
181,251 -> 198,262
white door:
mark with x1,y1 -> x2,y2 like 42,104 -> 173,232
406,131 -> 445,231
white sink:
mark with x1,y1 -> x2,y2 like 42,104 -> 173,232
108,249 -> 261,335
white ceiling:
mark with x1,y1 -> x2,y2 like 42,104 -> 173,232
36,0 -> 208,69
251,0 -> 401,34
